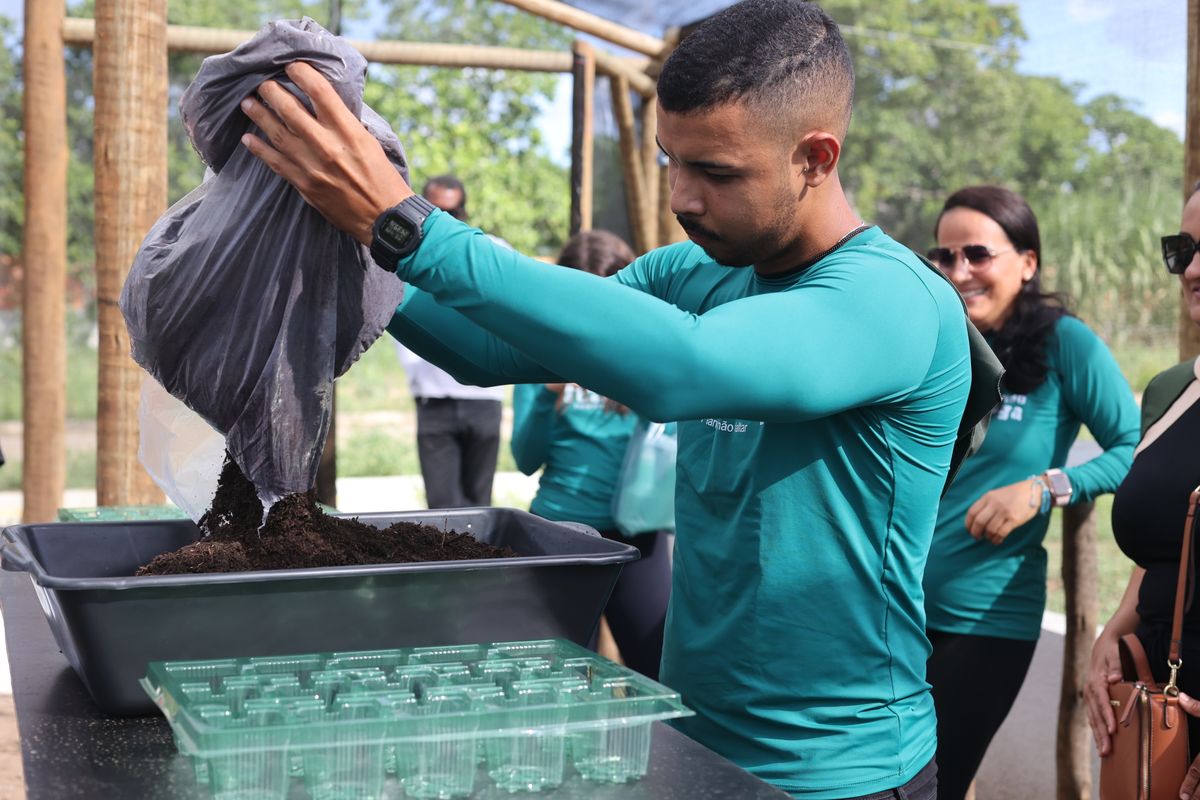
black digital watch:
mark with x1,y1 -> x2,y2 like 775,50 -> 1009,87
369,194 -> 438,271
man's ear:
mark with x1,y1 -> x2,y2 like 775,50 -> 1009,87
795,130 -> 841,186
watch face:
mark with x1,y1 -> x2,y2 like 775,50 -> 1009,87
1047,471 -> 1071,496
380,216 -> 415,248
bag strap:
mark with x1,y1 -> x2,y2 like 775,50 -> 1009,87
1166,486 -> 1200,693
1118,633 -> 1158,687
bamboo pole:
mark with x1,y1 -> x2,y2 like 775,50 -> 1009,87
655,28 -> 687,247
570,40 -> 595,236
592,49 -> 656,97
610,75 -> 651,255
1056,502 -> 1098,800
20,0 -> 68,523
658,156 -> 687,246
315,1 -> 342,510
492,0 -> 666,57
1183,0 -> 1200,360
93,0 -> 167,506
639,96 -> 659,250
62,17 -> 651,77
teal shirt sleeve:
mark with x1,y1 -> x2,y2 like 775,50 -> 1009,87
396,213 -> 945,423
510,383 -> 558,476
387,287 -> 559,386
1053,317 -> 1140,502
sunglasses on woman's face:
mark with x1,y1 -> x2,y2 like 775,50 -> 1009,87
1161,232 -> 1198,274
925,244 -> 1014,273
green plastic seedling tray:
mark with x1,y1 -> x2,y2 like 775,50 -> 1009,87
57,503 -> 338,522
57,504 -> 191,522
142,638 -> 693,799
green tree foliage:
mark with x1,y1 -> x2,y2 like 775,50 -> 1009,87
822,0 -> 1183,340
0,1 -> 1186,340
6,0 -> 569,303
0,18 -> 21,259
363,0 -> 571,254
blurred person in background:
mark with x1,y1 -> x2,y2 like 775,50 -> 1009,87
922,185 -> 1140,800
393,175 -> 506,508
510,230 -> 671,680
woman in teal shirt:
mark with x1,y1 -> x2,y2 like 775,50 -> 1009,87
922,185 -> 1141,799
511,230 -> 671,680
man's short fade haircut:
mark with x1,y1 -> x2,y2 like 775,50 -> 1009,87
657,0 -> 854,139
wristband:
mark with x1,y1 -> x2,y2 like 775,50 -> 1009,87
1028,476 -> 1052,515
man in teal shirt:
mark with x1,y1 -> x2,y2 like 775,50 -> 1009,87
241,2 -> 978,796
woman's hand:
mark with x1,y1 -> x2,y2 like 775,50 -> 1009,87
1177,693 -> 1200,798
964,479 -> 1042,545
240,61 -> 412,245
1084,633 -> 1124,757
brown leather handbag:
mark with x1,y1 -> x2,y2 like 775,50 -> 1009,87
1100,486 -> 1200,800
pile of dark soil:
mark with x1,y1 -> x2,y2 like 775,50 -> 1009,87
137,458 -> 515,576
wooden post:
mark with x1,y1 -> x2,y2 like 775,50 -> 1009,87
63,18 -> 645,73
20,0 -> 68,523
639,96 -> 659,250
93,0 -> 167,506
655,28 -> 687,247
570,40 -> 595,236
592,50 -> 656,97
315,407 -> 337,509
1183,0 -> 1200,360
492,0 -> 667,57
1056,502 -> 1098,800
313,3 -> 342,512
610,75 -> 651,254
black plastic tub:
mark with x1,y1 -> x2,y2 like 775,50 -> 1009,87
0,509 -> 638,715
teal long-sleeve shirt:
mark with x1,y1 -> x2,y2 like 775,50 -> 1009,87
510,383 -> 638,529
386,213 -> 971,798
923,316 -> 1140,640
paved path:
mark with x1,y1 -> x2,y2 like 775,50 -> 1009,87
976,621 -> 1100,799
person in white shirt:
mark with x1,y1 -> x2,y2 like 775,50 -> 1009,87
393,175 -> 507,508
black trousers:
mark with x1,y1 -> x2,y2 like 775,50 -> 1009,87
414,397 -> 502,509
588,528 -> 671,681
926,629 -> 1037,800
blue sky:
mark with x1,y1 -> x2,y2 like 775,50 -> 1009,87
0,0 -> 1187,148
1013,0 -> 1185,136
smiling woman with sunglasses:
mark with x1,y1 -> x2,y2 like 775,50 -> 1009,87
1086,182 -> 1200,794
922,185 -> 1141,800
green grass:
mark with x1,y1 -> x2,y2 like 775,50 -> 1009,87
0,450 -> 97,492
1109,337 -> 1184,395
335,338 -> 414,414
0,341 -> 98,420
338,429 -> 420,478
337,425 -> 519,479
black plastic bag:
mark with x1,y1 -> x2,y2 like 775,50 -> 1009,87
121,18 -> 406,511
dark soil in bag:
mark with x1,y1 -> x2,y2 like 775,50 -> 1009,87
137,460 -> 514,576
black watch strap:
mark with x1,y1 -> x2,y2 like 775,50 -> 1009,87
370,194 -> 438,272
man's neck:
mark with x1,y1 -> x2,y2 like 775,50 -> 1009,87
754,194 -> 866,277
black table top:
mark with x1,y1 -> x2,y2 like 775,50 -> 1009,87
1,569 -> 788,799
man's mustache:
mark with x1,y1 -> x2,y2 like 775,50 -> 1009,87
676,216 -> 721,242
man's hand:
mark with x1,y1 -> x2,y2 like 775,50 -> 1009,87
964,479 -> 1042,545
1084,633 -> 1124,757
239,61 -> 412,245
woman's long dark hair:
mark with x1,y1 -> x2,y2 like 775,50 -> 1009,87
557,229 -> 636,277
936,185 -> 1071,395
